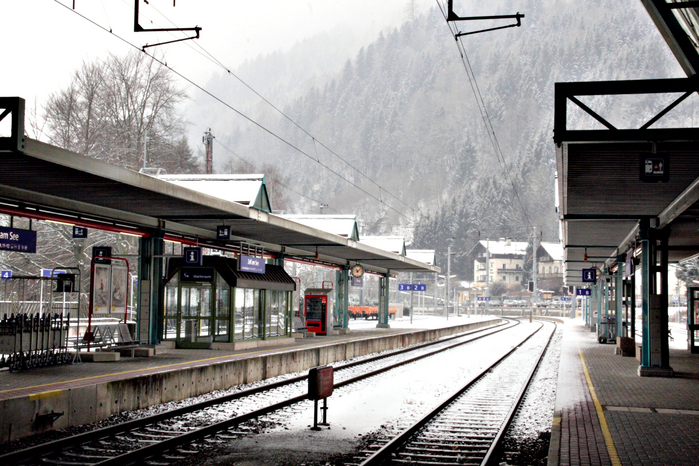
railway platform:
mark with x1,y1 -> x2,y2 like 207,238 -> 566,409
549,319 -> 699,466
0,315 -> 499,445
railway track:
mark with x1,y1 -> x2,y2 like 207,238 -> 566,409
2,319 -> 522,466
354,321 -> 556,466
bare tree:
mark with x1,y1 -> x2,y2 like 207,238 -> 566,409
43,51 -> 198,173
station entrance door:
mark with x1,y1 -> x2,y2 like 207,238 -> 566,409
688,287 -> 699,354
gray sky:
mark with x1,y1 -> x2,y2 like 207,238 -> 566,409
2,0 -> 433,110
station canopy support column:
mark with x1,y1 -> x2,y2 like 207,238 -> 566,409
377,274 -> 390,328
138,231 -> 164,345
615,257 -> 624,343
639,223 -> 672,376
335,266 -> 349,331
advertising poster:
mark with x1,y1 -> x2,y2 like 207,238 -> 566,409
94,263 -> 111,314
111,264 -> 128,316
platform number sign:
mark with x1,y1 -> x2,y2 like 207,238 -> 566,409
582,268 -> 596,283
640,154 -> 669,183
72,226 -> 88,239
183,246 -> 203,266
216,225 -> 231,240
92,246 -> 112,264
577,288 -> 592,296
1,270 -> 11,280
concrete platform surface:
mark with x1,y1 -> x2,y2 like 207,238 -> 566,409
549,319 -> 699,466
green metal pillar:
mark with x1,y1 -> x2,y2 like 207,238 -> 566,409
137,231 -> 164,345
615,257 -> 624,341
377,273 -> 390,328
335,266 -> 349,330
639,225 -> 673,376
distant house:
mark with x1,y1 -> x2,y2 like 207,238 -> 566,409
537,242 -> 563,278
469,239 -> 528,286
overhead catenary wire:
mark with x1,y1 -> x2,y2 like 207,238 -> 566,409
62,0 -> 416,221
52,1 -> 413,221
435,0 -> 532,229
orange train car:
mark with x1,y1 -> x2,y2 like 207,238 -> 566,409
347,305 -> 398,320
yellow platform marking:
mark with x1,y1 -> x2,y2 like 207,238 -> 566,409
0,333 -> 375,396
29,390 -> 62,401
579,349 -> 622,466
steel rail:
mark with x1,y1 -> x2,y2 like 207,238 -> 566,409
2,319 -> 518,465
481,322 -> 557,465
91,320 -> 524,466
356,321 -> 555,466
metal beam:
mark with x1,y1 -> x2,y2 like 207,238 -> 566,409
641,0 -> 699,76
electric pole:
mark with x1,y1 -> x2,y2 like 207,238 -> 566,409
446,245 -> 451,320
532,226 -> 538,306
203,128 -> 215,174
485,237 -> 490,315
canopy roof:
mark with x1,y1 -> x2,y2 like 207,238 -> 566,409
0,98 -> 438,275
279,214 -> 360,241
158,174 -> 271,213
360,236 -> 407,256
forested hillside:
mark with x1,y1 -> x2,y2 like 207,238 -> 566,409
193,0 -> 684,277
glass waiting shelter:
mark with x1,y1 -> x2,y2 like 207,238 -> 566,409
163,256 -> 296,349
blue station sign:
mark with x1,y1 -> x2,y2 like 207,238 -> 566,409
398,284 -> 427,292
238,254 -> 266,274
582,268 -> 597,283
1,270 -> 11,280
183,247 -> 203,266
0,227 -> 36,253
41,269 -> 66,278
576,288 -> 592,296
477,296 -> 491,301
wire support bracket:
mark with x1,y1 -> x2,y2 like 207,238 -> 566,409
134,0 -> 201,50
446,0 -> 524,37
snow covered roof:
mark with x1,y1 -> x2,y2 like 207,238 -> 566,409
406,249 -> 436,266
157,174 -> 271,213
361,236 -> 406,256
539,242 -> 563,262
279,214 -> 360,241
478,239 -> 528,256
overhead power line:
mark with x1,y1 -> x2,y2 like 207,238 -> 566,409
55,0 -> 416,221
435,0 -> 532,229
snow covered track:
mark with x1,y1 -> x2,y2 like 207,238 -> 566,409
1,320 -> 520,466
355,321 -> 557,466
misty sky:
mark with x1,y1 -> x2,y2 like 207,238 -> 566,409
2,0 -> 434,109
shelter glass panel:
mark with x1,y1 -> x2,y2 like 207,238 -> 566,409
234,288 -> 244,340
215,276 -> 230,342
